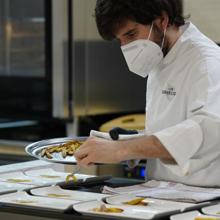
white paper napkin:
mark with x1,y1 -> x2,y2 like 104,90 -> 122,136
90,130 -> 145,140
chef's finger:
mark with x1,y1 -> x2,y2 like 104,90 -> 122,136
74,148 -> 88,161
77,155 -> 93,166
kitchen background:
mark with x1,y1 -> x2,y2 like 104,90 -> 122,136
0,0 -> 219,177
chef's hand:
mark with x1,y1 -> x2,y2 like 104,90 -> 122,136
75,135 -> 174,167
74,137 -> 123,166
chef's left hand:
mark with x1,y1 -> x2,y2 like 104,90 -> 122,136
74,137 -> 123,166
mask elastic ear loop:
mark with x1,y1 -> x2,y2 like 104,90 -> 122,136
147,22 -> 154,40
161,28 -> 167,49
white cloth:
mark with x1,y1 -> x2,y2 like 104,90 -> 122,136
145,22 -> 220,186
90,130 -> 142,168
102,180 -> 220,203
90,130 -> 145,140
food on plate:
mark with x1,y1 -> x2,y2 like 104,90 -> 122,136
92,204 -> 124,213
123,197 -> 148,206
7,179 -> 32,183
40,175 -> 61,179
46,194 -> 71,198
41,140 -> 83,159
12,200 -> 37,204
194,216 -> 220,220
65,174 -> 78,183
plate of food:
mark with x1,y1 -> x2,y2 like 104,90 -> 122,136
30,185 -> 107,201
25,137 -> 86,164
73,200 -> 156,219
202,204 -> 220,217
170,210 -> 220,220
0,191 -> 79,212
0,171 -> 44,186
105,193 -> 198,211
24,168 -> 70,181
0,182 -> 32,195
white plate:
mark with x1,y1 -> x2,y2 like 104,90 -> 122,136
30,185 -> 107,201
25,168 -> 68,179
171,210 -> 220,220
0,171 -> 43,186
24,168 -> 72,184
25,137 -> 86,165
0,182 -> 32,195
170,211 -> 200,220
73,200 -> 157,220
0,169 -> 96,188
105,193 -> 200,212
0,191 -> 80,212
25,168 -> 95,183
202,204 -> 220,217
171,210 -> 210,220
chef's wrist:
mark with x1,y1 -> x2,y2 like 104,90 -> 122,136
116,139 -> 140,162
115,135 -> 174,162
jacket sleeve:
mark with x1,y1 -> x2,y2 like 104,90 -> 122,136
153,58 -> 220,176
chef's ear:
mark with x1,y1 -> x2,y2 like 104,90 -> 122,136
155,11 -> 169,30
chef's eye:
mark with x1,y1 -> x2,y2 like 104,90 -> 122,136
127,32 -> 137,39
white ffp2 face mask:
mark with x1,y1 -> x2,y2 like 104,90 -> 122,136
121,23 -> 165,78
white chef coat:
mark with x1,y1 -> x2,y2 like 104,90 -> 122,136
145,22 -> 220,187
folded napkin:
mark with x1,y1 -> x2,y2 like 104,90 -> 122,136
102,180 -> 220,203
90,130 -> 145,140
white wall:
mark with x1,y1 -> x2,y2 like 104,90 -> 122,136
73,0 -> 101,40
73,0 -> 220,42
184,0 -> 220,42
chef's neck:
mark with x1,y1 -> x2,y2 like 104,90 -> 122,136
166,26 -> 182,53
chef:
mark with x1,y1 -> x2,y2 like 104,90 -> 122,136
75,0 -> 220,187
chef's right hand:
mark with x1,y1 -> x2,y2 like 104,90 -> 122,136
74,136 -> 123,166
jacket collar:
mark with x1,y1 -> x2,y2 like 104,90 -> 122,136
162,22 -> 198,65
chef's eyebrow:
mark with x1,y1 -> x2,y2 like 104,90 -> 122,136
123,28 -> 137,37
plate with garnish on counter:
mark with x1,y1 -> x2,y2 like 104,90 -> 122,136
202,204 -> 220,218
73,200 -> 156,219
105,193 -> 199,212
30,185 -> 107,201
170,210 -> 220,220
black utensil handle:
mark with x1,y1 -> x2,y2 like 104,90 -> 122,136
58,175 -> 112,188
109,127 -> 138,140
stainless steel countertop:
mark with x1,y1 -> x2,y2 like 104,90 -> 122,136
0,139 -> 31,156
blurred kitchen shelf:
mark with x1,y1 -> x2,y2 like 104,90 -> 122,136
0,119 -> 66,142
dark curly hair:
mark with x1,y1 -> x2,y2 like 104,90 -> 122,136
95,0 -> 185,40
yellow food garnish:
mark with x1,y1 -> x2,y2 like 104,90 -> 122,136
12,200 -> 37,204
92,204 -> 123,213
65,174 -> 78,183
40,175 -> 61,179
41,140 -> 83,159
123,197 -> 148,206
194,216 -> 220,220
47,194 -> 71,198
7,179 -> 32,183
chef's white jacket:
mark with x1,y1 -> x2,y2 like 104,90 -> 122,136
145,22 -> 220,187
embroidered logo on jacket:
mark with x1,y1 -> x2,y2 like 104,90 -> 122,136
162,86 -> 176,96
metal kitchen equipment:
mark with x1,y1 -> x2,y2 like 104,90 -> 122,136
25,137 -> 86,165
